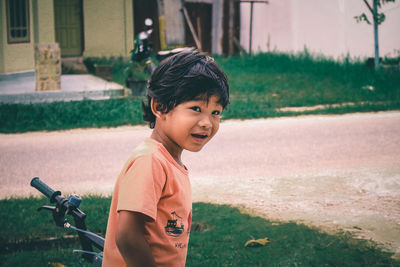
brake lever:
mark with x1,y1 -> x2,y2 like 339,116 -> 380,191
38,205 -> 56,212
38,205 -> 67,227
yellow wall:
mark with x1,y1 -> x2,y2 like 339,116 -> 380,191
0,0 -> 34,73
0,0 -> 55,74
83,0 -> 134,57
33,0 -> 55,44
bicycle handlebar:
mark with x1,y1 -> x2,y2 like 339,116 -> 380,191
30,177 -> 61,203
30,177 -> 104,261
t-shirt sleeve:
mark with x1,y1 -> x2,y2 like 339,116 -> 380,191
117,155 -> 166,221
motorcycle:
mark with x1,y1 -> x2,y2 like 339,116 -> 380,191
126,18 -> 194,96
131,18 -> 195,72
131,18 -> 156,73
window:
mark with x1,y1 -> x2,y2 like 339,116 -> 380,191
6,0 -> 30,43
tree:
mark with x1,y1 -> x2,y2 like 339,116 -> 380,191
354,0 -> 396,70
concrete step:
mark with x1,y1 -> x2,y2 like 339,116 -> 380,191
0,72 -> 126,104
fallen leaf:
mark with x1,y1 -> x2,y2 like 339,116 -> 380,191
49,262 -> 66,267
244,237 -> 270,248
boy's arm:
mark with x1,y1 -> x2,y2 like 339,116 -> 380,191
116,210 -> 157,267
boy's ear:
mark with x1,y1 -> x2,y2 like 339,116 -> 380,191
150,99 -> 165,119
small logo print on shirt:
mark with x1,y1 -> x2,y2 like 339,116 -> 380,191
165,211 -> 184,237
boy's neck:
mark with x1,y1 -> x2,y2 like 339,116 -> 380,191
150,130 -> 184,167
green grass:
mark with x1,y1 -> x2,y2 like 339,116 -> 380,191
216,52 -> 400,107
0,197 -> 398,266
0,98 -> 144,133
1,52 -> 399,133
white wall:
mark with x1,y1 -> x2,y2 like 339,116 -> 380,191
240,0 -> 400,59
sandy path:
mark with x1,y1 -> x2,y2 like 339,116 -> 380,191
1,111 -> 399,255
187,112 -> 400,255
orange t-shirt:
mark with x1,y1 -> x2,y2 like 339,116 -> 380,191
102,138 -> 192,267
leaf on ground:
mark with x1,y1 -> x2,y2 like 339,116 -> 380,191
48,262 -> 66,267
244,237 -> 270,248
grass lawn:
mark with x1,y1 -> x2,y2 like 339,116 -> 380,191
0,197 -> 398,266
1,52 -> 399,133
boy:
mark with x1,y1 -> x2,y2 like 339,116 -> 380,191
102,51 -> 229,267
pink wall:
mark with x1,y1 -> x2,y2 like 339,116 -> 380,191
240,0 -> 400,59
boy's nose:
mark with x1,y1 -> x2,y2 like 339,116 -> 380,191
198,115 -> 212,129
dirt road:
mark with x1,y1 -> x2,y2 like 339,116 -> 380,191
1,111 -> 399,254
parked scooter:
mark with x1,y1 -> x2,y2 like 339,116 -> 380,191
126,18 -> 195,96
131,18 -> 195,72
131,18 -> 156,74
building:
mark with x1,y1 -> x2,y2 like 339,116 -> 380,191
159,0 -> 240,55
2,0 -> 398,76
1,0 -> 243,75
0,0 -> 134,74
240,0 -> 400,59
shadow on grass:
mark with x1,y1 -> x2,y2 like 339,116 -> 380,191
0,197 -> 398,266
188,203 -> 398,266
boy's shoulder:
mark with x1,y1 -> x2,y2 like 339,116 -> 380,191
131,138 -> 159,158
122,138 -> 166,173
126,138 -> 159,164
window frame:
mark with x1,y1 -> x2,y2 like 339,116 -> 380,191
6,0 -> 31,44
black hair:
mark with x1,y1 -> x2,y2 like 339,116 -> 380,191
142,51 -> 230,128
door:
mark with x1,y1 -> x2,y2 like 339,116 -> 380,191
222,0 -> 240,55
54,0 -> 83,57
184,3 -> 212,53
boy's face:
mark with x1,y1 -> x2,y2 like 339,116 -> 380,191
157,95 -> 223,153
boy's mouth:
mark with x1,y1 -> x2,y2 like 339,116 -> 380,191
191,133 -> 208,139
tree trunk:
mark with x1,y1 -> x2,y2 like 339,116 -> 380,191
373,0 -> 380,70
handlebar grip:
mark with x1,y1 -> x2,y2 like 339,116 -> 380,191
30,177 -> 60,202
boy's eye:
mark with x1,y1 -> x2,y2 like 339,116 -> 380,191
212,110 -> 221,116
190,106 -> 201,112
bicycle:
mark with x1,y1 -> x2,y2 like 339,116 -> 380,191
30,177 -> 104,267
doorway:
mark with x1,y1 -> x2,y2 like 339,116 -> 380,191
133,0 -> 161,52
222,0 -> 240,55
54,0 -> 83,57
184,2 -> 212,53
